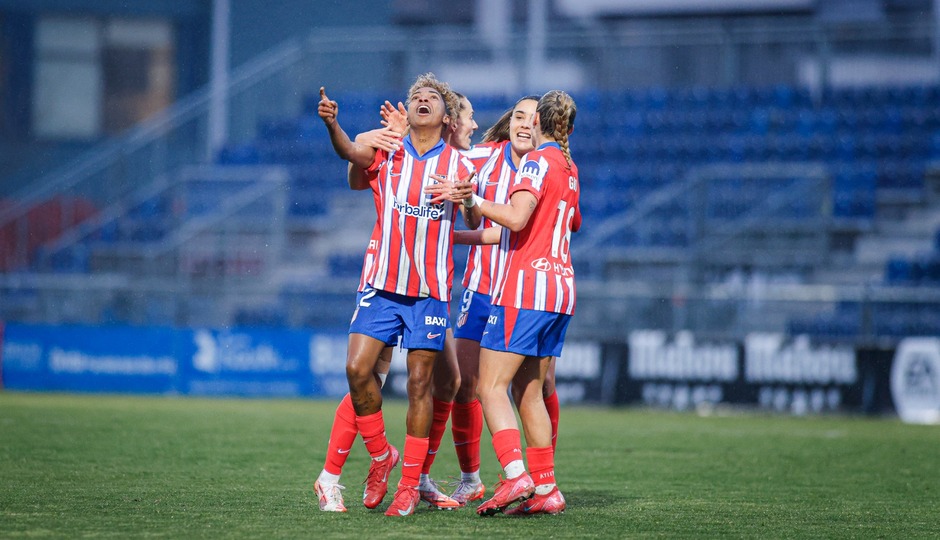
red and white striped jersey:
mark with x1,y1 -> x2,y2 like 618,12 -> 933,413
462,140 -> 516,295
491,142 -> 582,314
461,144 -> 497,168
365,135 -> 476,301
354,168 -> 382,293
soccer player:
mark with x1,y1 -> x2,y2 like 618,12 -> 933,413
414,91 -> 480,509
472,90 -> 580,516
447,95 -> 540,505
316,74 -> 478,518
337,93 -> 477,511
312,95 -> 407,514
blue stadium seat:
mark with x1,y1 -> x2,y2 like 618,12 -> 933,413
884,256 -> 913,285
217,144 -> 261,165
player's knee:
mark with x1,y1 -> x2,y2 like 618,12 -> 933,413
455,378 -> 477,403
407,373 -> 432,398
433,373 -> 460,400
346,361 -> 373,389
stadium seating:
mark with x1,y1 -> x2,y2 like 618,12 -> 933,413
11,83 -> 940,333
211,84 -> 940,260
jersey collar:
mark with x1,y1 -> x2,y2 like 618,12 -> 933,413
503,141 -> 518,172
403,134 -> 446,160
537,142 -> 561,151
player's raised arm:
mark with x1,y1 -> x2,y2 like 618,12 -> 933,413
317,86 -> 376,169
345,98 -> 409,190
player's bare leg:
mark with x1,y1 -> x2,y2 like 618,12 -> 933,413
506,356 -> 564,516
347,333 -> 398,509
420,329 -> 461,509
386,348 -> 439,516
476,349 -> 535,515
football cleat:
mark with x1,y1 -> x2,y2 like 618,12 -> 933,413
362,445 -> 399,509
314,480 -> 347,512
419,478 -> 460,510
505,486 -> 566,516
476,473 -> 535,516
384,485 -> 421,517
450,479 -> 486,506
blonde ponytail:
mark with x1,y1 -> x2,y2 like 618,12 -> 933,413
537,90 -> 577,166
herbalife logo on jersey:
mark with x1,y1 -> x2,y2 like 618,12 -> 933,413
394,198 -> 444,220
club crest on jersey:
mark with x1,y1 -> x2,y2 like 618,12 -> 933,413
520,160 -> 541,181
394,199 -> 445,220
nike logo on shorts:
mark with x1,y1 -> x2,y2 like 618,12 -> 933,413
426,332 -> 442,339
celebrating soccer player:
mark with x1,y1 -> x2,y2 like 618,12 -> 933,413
315,74 -> 478,517
472,90 -> 580,516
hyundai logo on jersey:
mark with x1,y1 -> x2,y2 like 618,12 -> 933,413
531,258 -> 553,271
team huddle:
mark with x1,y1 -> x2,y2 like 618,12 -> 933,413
312,73 -> 580,517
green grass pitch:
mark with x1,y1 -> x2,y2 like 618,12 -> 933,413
1,392 -> 939,538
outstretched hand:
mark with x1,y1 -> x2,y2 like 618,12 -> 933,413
318,86 -> 339,126
380,100 -> 409,135
424,172 -> 476,204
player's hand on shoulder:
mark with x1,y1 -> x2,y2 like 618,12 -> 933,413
355,127 -> 402,153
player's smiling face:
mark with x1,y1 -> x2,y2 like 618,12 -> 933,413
407,87 -> 446,129
509,98 -> 538,157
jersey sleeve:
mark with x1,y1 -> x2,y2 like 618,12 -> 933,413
508,153 -> 548,201
367,148 -> 388,174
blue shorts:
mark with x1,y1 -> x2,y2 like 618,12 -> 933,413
479,304 -> 571,357
350,287 -> 449,351
354,290 -> 399,347
453,289 -> 492,342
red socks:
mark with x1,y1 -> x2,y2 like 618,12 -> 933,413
526,446 -> 555,487
491,428 -> 523,470
400,434 -> 429,488
451,399 -> 483,473
422,398 -> 453,474
544,390 -> 560,451
356,409 -> 389,459
323,394 -> 359,475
